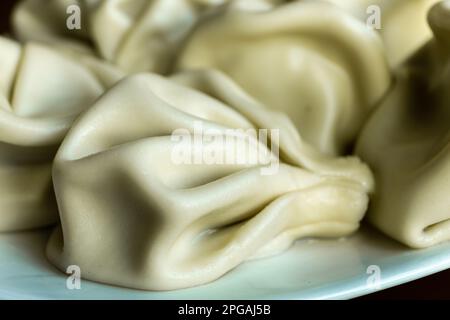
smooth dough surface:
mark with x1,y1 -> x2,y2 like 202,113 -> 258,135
356,1 -> 450,248
176,1 -> 391,155
0,36 -> 123,231
47,70 -> 373,290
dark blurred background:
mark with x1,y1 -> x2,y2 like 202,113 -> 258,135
0,0 -> 16,34
1,0 -> 450,300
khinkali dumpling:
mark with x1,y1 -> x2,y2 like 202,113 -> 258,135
0,36 -> 122,231
13,0 -> 283,74
176,1 -> 391,155
47,70 -> 373,290
356,1 -> 450,248
317,0 -> 441,67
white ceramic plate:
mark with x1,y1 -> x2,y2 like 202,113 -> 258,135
1,225 -> 450,300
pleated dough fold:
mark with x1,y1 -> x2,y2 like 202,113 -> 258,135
176,1 -> 391,155
47,70 -> 373,290
13,0 -> 283,74
356,1 -> 450,248
0,36 -> 123,231
317,0 -> 441,67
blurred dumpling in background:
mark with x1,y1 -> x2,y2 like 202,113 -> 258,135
0,36 -> 123,231
356,1 -> 450,248
12,0 -> 97,54
316,0 -> 441,68
47,70 -> 373,290
12,0 -> 285,74
176,1 -> 391,156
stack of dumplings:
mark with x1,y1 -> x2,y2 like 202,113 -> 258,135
0,0 -> 447,290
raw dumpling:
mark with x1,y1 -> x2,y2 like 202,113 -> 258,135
0,36 -> 123,231
12,0 -> 283,74
356,1 -> 450,248
176,1 -> 391,156
47,70 -> 373,290
317,0 -> 441,67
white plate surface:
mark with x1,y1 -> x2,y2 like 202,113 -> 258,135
1,225 -> 450,300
